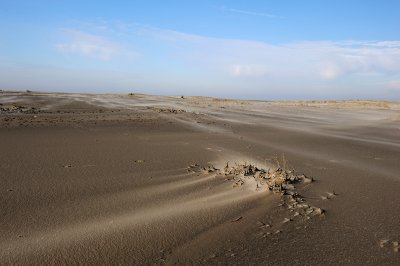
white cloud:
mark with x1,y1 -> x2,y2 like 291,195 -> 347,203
230,64 -> 269,77
56,29 -> 136,60
41,21 -> 400,99
319,64 -> 342,80
141,27 -> 400,81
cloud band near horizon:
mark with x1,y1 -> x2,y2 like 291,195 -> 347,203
1,21 -> 400,100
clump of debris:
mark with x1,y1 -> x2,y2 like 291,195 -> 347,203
187,161 -> 324,218
188,162 -> 313,193
0,103 -> 40,114
223,162 -> 313,192
187,163 -> 218,173
148,107 -> 186,114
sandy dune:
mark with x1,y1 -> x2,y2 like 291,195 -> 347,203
1,91 -> 400,265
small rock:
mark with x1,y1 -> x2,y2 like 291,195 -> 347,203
326,191 -> 337,197
314,208 -> 325,215
379,239 -> 389,248
305,209 -> 313,215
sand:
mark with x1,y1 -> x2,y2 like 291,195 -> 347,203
1,90 -> 400,265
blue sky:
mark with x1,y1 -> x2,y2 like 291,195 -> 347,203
1,1 -> 400,100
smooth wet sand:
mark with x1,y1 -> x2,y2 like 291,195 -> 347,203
1,91 -> 400,265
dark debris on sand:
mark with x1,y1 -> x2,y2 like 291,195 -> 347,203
0,103 -> 41,114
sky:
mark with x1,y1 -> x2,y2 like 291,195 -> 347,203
1,0 -> 400,100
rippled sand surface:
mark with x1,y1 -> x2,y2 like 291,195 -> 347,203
1,91 -> 400,265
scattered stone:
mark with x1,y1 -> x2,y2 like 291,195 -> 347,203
154,107 -> 186,114
305,208 -> 314,215
256,221 -> 271,228
326,191 -> 337,197
193,162 -> 324,227
314,208 -> 325,215
233,179 -> 244,187
380,239 -> 400,253
0,104 -> 40,114
380,239 -> 389,248
187,164 -> 202,173
202,164 -> 219,173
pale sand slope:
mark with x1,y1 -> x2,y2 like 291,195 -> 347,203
1,91 -> 400,265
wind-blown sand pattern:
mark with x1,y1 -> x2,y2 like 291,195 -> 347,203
1,91 -> 400,265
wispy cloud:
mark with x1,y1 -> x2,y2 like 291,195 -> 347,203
55,29 -> 137,60
230,64 -> 269,77
140,26 -> 400,81
227,8 -> 281,18
39,20 -> 400,99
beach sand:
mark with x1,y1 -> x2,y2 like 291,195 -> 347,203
1,91 -> 400,265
